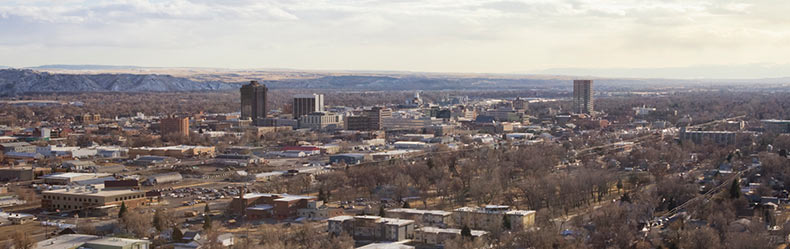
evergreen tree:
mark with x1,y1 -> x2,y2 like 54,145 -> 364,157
461,225 -> 472,239
402,201 -> 410,208
730,178 -> 741,199
616,179 -> 624,192
203,215 -> 212,230
379,206 -> 386,217
621,192 -> 632,203
502,214 -> 511,230
153,210 -> 163,231
172,225 -> 183,241
204,203 -> 210,213
318,189 -> 326,202
118,202 -> 127,218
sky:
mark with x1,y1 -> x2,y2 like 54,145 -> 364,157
1,0 -> 790,78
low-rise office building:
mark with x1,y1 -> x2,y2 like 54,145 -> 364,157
763,119 -> 790,134
298,112 -> 343,130
0,142 -> 36,154
42,186 -> 146,212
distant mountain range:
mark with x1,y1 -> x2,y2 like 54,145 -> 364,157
0,69 -> 237,95
27,64 -> 143,70
1,66 -> 789,96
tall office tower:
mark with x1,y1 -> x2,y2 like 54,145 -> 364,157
573,80 -> 594,114
292,94 -> 325,119
161,116 -> 189,137
513,97 -> 529,112
364,106 -> 392,130
240,81 -> 268,121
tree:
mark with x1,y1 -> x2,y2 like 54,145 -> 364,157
118,201 -> 127,218
621,192 -> 632,203
318,189 -> 326,202
204,203 -> 210,213
203,215 -> 212,230
402,201 -> 410,208
502,214 -> 512,230
729,178 -> 741,199
461,225 -> 472,239
122,211 -> 152,238
172,225 -> 183,241
153,209 -> 173,232
379,206 -> 386,217
12,231 -> 34,249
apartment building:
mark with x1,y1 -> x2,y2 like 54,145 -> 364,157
328,215 -> 415,242
452,205 -> 536,230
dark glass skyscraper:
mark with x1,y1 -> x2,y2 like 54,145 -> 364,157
573,80 -> 594,114
240,81 -> 268,121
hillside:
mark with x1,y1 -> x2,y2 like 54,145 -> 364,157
0,69 -> 238,95
2,67 -> 789,96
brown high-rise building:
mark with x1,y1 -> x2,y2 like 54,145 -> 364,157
293,94 -> 325,119
161,116 -> 189,137
241,81 -> 268,122
363,107 -> 392,130
346,107 -> 392,131
573,80 -> 594,114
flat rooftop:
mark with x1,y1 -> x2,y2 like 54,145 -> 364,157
417,226 -> 488,236
85,237 -> 149,247
376,217 -> 414,226
241,193 -> 315,201
37,234 -> 99,249
387,208 -> 451,216
43,188 -> 143,197
328,215 -> 354,222
42,173 -> 110,179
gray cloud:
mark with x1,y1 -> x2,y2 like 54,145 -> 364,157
0,0 -> 789,75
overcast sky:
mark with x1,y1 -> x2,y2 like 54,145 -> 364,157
1,0 -> 790,78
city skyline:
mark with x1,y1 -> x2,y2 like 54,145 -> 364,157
2,0 -> 790,78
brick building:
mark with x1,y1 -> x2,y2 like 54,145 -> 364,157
229,193 -> 316,220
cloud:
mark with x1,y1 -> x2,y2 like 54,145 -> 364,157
0,0 -> 789,75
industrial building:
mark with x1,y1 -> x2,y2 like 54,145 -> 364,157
145,172 -> 183,185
